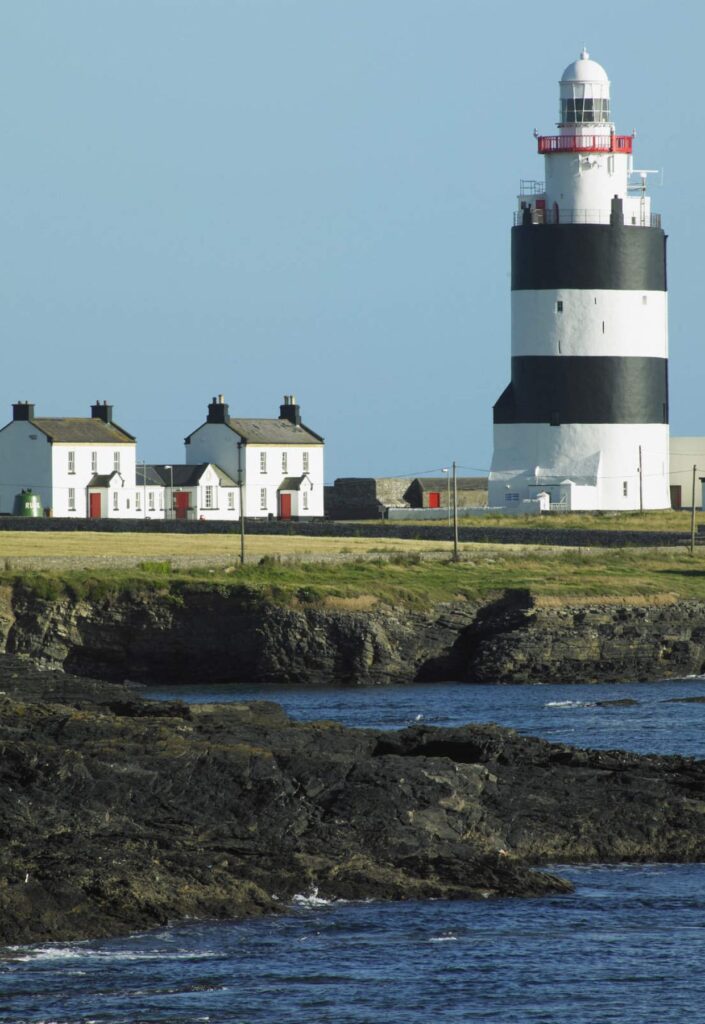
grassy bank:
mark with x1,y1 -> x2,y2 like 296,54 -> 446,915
398,510 -> 701,532
5,544 -> 705,609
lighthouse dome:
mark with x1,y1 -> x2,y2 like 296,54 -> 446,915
561,49 -> 609,84
559,49 -> 611,125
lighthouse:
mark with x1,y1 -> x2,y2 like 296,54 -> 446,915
488,51 -> 669,511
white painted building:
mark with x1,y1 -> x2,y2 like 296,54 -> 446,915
670,437 -> 705,510
185,395 -> 324,518
488,51 -> 670,511
136,463 -> 239,521
0,401 -> 138,518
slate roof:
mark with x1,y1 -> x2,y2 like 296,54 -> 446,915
137,463 -> 237,487
414,476 -> 488,491
88,472 -> 122,488
29,418 -> 136,443
278,474 -> 310,492
186,418 -> 323,445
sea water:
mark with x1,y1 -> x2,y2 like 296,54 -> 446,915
4,677 -> 705,1024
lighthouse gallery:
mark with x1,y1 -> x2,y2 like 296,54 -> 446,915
487,51 -> 669,512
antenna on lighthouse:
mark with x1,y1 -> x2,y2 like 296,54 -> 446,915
628,169 -> 659,193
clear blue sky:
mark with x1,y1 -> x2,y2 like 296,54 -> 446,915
1,0 -> 701,479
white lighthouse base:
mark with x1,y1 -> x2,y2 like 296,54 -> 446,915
488,423 -> 670,511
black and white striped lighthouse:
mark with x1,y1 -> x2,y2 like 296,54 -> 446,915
488,50 -> 669,511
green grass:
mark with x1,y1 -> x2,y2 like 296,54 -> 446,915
425,510 -> 698,532
5,545 -> 705,609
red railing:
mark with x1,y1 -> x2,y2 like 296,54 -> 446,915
537,134 -> 633,155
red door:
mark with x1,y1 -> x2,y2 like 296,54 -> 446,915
89,493 -> 101,518
428,492 -> 441,509
175,492 -> 189,520
279,493 -> 292,520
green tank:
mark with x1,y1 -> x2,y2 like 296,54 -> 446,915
14,490 -> 43,517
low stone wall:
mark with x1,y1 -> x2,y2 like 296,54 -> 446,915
0,515 -> 694,548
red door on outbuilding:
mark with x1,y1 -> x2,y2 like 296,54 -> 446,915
89,493 -> 101,518
428,491 -> 441,509
279,493 -> 292,520
175,492 -> 189,520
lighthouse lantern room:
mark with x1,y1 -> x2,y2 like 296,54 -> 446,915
488,51 -> 669,511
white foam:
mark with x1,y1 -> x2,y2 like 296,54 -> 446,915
291,886 -> 340,908
429,934 -> 457,942
7,945 -> 220,963
545,700 -> 591,708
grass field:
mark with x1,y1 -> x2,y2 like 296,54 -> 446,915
0,531 -> 459,561
402,510 -> 702,532
3,533 -> 705,607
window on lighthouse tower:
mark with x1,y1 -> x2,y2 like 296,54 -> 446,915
561,95 -> 610,124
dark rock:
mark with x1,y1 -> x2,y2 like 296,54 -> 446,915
594,698 -> 640,707
4,582 -> 705,686
2,657 -> 705,945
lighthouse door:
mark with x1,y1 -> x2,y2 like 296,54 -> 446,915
552,202 -> 560,224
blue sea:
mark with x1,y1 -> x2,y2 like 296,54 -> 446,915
4,676 -> 705,1024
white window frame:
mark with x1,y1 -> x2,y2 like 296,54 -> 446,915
114,451 -> 120,473
282,451 -> 288,473
135,492 -> 142,511
91,451 -> 97,473
302,451 -> 309,472
260,451 -> 267,474
68,487 -> 76,511
228,491 -> 235,510
260,487 -> 267,510
148,491 -> 155,512
302,490 -> 309,511
113,492 -> 119,511
68,450 -> 75,474
204,485 -> 213,509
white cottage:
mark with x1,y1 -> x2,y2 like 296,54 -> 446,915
136,463 -> 239,521
184,395 -> 324,518
0,401 -> 137,518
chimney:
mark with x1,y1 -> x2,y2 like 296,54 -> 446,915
279,394 -> 301,426
12,401 -> 35,421
91,400 -> 113,423
207,395 -> 229,424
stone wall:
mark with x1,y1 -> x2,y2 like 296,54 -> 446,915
324,477 -> 411,519
0,515 -> 694,548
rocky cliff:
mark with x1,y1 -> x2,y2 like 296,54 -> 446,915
1,581 -> 705,685
3,657 -> 705,945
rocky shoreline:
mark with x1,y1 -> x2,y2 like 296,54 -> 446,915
1,581 -> 705,685
2,654 -> 705,946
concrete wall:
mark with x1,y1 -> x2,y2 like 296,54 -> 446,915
669,437 -> 705,509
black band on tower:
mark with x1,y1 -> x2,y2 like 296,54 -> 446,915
494,355 -> 669,424
512,224 -> 667,291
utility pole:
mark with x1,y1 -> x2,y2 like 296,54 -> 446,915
691,464 -> 697,556
638,445 -> 643,512
452,460 -> 459,562
238,443 -> 246,565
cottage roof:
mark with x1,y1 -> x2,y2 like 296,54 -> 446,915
278,474 -> 310,492
186,417 -> 323,446
88,472 -> 122,488
29,418 -> 135,444
138,463 -> 237,488
413,476 -> 488,491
